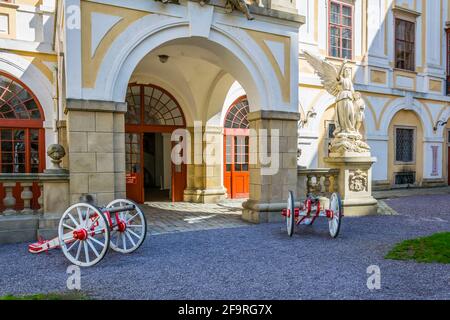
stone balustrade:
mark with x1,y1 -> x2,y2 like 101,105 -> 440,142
298,168 -> 340,196
0,173 -> 69,216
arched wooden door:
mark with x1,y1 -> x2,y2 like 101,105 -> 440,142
223,97 -> 249,199
125,84 -> 186,203
0,72 -> 45,210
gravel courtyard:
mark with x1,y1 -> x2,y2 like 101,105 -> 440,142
0,194 -> 449,300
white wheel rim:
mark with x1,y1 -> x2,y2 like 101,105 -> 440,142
106,199 -> 147,253
328,193 -> 341,237
58,203 -> 109,267
286,192 -> 294,236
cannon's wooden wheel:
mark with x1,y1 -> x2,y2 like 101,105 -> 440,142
286,191 -> 295,237
328,193 -> 342,238
58,203 -> 110,267
107,199 -> 147,254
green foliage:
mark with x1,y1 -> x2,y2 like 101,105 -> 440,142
386,232 -> 450,264
0,292 -> 90,300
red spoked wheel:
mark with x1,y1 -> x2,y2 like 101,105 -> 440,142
58,203 -> 110,267
107,199 -> 147,254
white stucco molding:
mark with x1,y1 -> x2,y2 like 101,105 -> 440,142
378,98 -> 434,138
81,14 -> 286,113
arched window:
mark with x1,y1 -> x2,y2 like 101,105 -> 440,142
126,84 -> 185,127
224,97 -> 249,129
0,72 -> 45,173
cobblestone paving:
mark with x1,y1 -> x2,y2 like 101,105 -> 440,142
142,199 -> 251,235
142,197 -> 401,234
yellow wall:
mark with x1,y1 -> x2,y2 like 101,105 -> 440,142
0,3 -> 17,39
387,110 -> 424,186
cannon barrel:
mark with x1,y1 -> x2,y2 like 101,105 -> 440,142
104,205 -> 135,214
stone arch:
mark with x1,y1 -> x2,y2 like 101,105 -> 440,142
378,98 -> 433,138
387,108 -> 425,186
89,17 -> 283,113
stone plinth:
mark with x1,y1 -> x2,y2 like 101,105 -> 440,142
42,176 -> 70,216
325,154 -> 378,217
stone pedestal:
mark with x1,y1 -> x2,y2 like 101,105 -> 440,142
38,174 -> 70,239
242,110 -> 300,223
325,154 -> 378,216
43,178 -> 70,216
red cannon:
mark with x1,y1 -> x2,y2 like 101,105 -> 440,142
282,191 -> 343,238
29,199 -> 147,267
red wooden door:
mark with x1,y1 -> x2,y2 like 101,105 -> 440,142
224,136 -> 232,197
171,141 -> 186,202
125,132 -> 144,203
224,132 -> 249,199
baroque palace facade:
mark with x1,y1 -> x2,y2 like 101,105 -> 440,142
0,0 -> 450,241
298,0 -> 450,190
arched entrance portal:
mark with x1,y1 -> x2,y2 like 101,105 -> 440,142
125,83 -> 186,203
64,8 -> 301,221
224,96 -> 249,198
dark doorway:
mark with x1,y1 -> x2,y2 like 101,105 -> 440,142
143,133 -> 170,201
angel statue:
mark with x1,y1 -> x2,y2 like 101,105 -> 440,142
303,51 -> 370,155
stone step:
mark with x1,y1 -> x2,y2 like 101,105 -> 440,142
0,215 -> 39,232
37,228 -> 58,240
38,214 -> 61,229
0,229 -> 37,244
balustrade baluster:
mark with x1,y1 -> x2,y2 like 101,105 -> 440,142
333,173 -> 339,192
324,174 -> 331,193
3,183 -> 17,215
21,183 -> 34,215
307,175 -> 314,194
38,182 -> 44,214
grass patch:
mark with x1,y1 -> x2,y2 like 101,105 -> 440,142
386,232 -> 450,264
0,292 -> 90,300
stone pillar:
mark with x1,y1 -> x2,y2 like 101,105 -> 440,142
183,126 -> 227,203
242,111 -> 300,223
66,100 -> 126,206
324,155 -> 378,216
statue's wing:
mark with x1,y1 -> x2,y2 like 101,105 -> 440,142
303,51 -> 340,96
